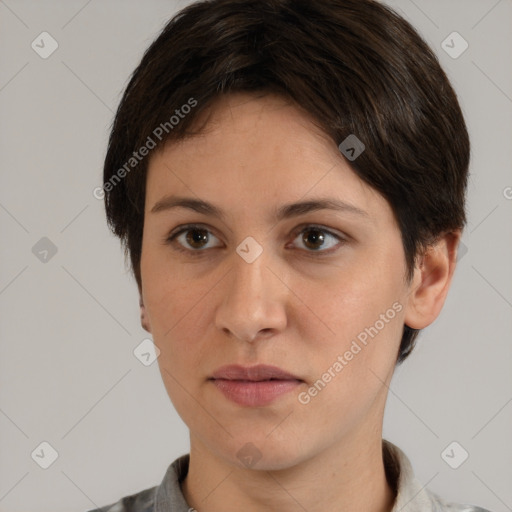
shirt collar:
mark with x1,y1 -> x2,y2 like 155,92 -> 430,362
384,440 -> 440,511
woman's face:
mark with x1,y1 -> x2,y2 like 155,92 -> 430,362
141,92 -> 413,469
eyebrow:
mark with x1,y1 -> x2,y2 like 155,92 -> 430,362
150,195 -> 370,223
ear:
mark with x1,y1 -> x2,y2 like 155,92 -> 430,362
139,294 -> 152,333
404,230 -> 461,330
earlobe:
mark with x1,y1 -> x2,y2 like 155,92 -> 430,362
140,295 -> 152,333
403,231 -> 461,330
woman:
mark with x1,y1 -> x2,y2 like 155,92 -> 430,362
91,0 -> 491,510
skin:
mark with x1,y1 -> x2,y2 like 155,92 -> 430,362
139,92 -> 460,512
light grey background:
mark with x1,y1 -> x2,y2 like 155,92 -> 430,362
0,1 -> 511,511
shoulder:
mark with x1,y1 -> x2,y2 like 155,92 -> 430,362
85,485 -> 157,512
426,488 -> 495,512
84,453 -> 191,512
383,440 -> 495,512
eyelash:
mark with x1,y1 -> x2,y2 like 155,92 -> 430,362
165,223 -> 347,257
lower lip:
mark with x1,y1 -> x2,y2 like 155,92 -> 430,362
211,379 -> 302,407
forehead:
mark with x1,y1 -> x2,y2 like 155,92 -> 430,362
145,92 -> 391,224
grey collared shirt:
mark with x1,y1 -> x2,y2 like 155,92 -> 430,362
87,440 -> 492,512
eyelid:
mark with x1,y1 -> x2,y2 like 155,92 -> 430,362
290,222 -> 347,241
167,223 -> 218,240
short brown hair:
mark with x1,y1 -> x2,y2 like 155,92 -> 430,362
102,0 -> 470,363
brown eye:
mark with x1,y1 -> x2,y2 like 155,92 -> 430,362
291,225 -> 344,253
302,228 -> 326,250
167,224 -> 222,253
185,228 -> 210,249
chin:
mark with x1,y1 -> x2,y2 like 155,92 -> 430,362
226,438 -> 309,472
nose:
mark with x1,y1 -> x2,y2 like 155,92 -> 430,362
214,245 -> 288,343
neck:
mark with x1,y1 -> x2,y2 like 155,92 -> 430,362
181,428 -> 396,512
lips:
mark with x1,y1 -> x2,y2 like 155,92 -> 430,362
210,364 -> 302,382
209,364 -> 303,407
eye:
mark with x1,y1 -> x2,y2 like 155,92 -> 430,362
167,224 -> 222,253
166,223 -> 346,256
289,225 -> 345,253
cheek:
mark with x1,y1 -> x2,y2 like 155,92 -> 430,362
310,260 -> 402,335
147,283 -> 210,421
295,280 -> 404,432
141,240 -> 195,329
140,253 -> 201,370
297,254 -> 405,383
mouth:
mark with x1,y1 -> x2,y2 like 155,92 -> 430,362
209,364 -> 303,407
210,364 -> 303,382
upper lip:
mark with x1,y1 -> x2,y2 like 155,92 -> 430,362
210,364 -> 302,381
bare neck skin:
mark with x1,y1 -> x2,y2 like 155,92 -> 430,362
181,394 -> 396,512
